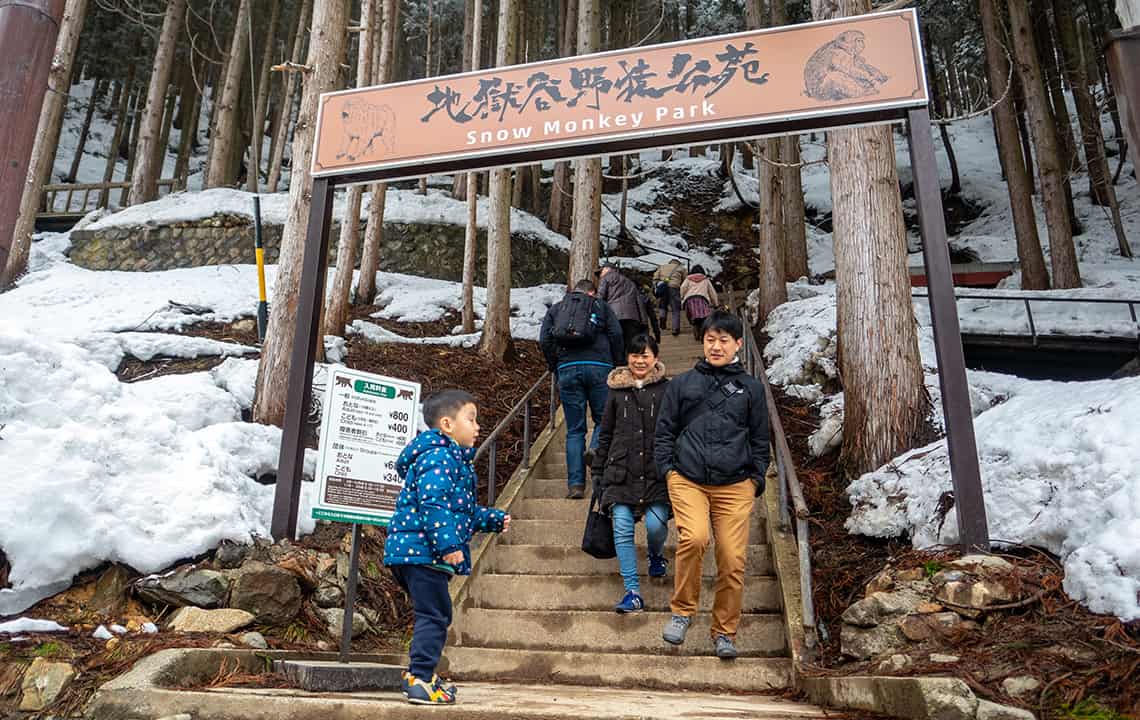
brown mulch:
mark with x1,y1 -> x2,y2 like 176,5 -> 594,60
771,386 -> 1140,718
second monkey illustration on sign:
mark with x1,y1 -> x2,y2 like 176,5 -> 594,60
336,100 -> 397,161
803,30 -> 889,101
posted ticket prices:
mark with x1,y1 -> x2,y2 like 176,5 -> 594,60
311,366 -> 421,526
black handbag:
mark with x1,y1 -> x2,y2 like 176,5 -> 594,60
580,486 -> 616,559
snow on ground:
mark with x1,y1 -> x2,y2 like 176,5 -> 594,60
0,330 -> 318,616
846,376 -> 1140,621
0,618 -> 68,634
87,186 -> 571,252
0,226 -> 562,616
761,281 -> 1140,621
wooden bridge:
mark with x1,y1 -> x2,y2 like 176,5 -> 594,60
35,178 -> 181,231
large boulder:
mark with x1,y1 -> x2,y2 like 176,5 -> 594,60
319,607 -> 370,638
167,607 -> 254,633
19,658 -> 76,711
840,623 -> 910,660
228,561 -> 302,625
90,564 -> 134,617
135,568 -> 230,608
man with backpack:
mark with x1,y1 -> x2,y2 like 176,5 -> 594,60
540,279 -> 625,498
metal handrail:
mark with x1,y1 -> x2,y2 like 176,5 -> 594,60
474,370 -> 558,506
739,313 -> 818,653
911,290 -> 1140,347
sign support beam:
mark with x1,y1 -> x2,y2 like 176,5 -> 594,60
907,106 -> 989,550
271,177 -> 335,541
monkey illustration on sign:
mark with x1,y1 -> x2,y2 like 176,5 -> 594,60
335,376 -> 352,389
803,30 -> 889,101
335,100 -> 397,161
397,389 -> 414,401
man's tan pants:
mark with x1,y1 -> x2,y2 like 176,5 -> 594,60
667,471 -> 754,639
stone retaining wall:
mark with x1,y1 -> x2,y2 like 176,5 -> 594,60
68,218 -> 569,286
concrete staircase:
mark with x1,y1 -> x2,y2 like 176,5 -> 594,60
444,326 -> 796,692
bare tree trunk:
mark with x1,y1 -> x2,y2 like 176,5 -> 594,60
1053,0 -> 1132,257
174,54 -> 203,189
480,0 -> 519,361
266,0 -> 311,193
569,0 -> 601,285
1032,3 -> 1078,175
452,0 -> 476,201
768,0 -> 807,281
417,0 -> 434,196
322,0 -> 377,340
1,0 -> 87,289
120,91 -> 144,205
253,0 -> 348,426
249,0 -> 281,192
355,0 -> 399,306
927,43 -> 961,195
756,140 -> 787,322
461,0 -> 483,331
546,0 -> 577,235
130,0 -> 186,204
155,79 -> 179,181
980,0 -> 1050,289
205,0 -> 252,188
100,69 -> 136,207
1013,78 -> 1036,193
740,141 -> 754,169
811,0 -> 930,478
1008,0 -> 1082,287
65,77 -> 101,183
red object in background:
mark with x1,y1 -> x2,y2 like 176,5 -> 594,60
909,262 -> 1017,289
0,0 -> 66,273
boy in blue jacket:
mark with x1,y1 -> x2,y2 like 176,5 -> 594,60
384,389 -> 510,705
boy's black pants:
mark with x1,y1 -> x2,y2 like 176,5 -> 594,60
392,565 -> 452,682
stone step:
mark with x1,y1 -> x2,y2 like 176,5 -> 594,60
443,647 -> 794,692
511,498 -> 767,528
487,545 -> 773,576
452,608 -> 787,656
502,516 -> 768,546
466,573 -> 782,612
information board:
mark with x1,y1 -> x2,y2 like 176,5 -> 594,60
311,366 -> 421,526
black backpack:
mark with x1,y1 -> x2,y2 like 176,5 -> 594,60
551,293 -> 601,346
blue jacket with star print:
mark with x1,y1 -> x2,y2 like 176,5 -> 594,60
382,429 -> 506,575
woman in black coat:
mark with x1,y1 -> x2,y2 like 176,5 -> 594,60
591,334 -> 670,614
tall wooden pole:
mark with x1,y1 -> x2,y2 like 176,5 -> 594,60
0,0 -> 66,273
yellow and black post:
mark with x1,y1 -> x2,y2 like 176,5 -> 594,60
253,196 -> 268,341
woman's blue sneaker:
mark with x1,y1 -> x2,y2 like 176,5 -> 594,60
614,591 -> 644,614
648,554 -> 667,577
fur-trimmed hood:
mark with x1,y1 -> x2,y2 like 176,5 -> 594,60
607,361 -> 667,389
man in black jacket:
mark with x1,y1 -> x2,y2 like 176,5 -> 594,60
539,280 -> 625,498
654,310 -> 770,659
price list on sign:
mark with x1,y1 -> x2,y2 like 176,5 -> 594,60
312,366 -> 421,526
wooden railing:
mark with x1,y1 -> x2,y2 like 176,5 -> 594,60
40,178 -> 181,215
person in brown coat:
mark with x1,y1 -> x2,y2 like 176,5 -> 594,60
592,333 -> 670,614
597,264 -> 650,350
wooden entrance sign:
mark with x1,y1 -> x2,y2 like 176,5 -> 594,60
311,10 -> 927,183
272,9 -> 990,551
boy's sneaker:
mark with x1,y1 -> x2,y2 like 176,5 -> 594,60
614,591 -> 644,614
566,486 -> 585,499
403,673 -> 456,705
714,634 -> 739,659
648,554 -> 667,578
662,614 -> 692,645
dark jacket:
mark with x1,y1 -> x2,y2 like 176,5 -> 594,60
538,292 -> 624,372
383,430 -> 507,575
598,269 -> 648,323
654,359 -> 770,491
592,362 -> 670,514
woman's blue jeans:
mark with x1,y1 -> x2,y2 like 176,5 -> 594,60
611,503 -> 669,593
